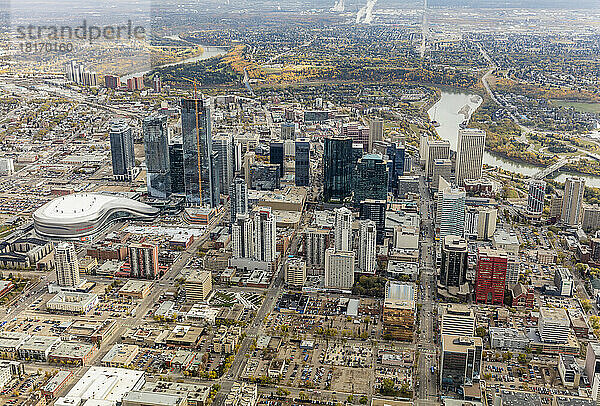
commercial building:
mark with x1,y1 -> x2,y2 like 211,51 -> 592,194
230,177 -> 249,223
437,178 -> 466,238
561,176 -> 585,227
55,242 -> 80,288
33,193 -> 159,239
144,114 -> 171,199
269,141 -> 284,178
46,292 -> 99,314
0,157 -> 14,176
323,136 -> 353,202
538,307 -> 570,344
140,381 -> 211,406
455,129 -> 485,186
169,141 -> 185,194
369,118 -> 384,151
440,304 -> 475,337
558,354 -> 581,389
225,382 -> 258,406
585,342 -> 600,382
185,270 -> 213,302
440,236 -> 468,288
285,257 -> 306,288
492,230 -> 520,255
122,391 -> 186,406
385,142 -> 405,195
109,120 -> 135,181
324,248 -> 355,290
425,139 -> 450,179
527,179 -> 546,218
41,370 -> 73,399
48,341 -> 98,366
18,335 -> 61,361
432,158 -> 452,191
334,207 -> 353,252
475,248 -> 507,305
554,267 -> 574,297
357,220 -> 377,274
249,163 -> 280,191
295,138 -> 310,186
489,327 -> 530,350
359,199 -> 386,244
382,282 -> 416,341
353,154 -> 388,205
182,98 -> 218,207
129,243 -> 160,279
119,280 -> 153,299
440,335 -> 482,391
0,332 -> 29,360
212,134 -> 234,196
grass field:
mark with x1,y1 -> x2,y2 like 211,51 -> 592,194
550,100 -> 600,113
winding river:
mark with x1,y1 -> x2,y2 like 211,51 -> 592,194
428,89 -> 600,188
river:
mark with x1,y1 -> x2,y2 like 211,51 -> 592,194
427,89 -> 600,188
120,46 -> 227,81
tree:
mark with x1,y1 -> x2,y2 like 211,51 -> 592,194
517,353 -> 528,365
475,327 -> 487,338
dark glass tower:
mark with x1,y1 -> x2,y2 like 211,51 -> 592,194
143,115 -> 171,199
169,141 -> 185,194
323,137 -> 353,202
295,138 -> 310,186
181,98 -> 218,207
386,143 -> 405,195
109,120 -> 135,180
270,141 -> 284,178
354,154 -> 388,205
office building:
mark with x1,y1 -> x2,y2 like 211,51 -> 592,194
432,159 -> 452,191
554,267 -> 574,297
475,248 -> 507,305
585,342 -> 600,382
143,115 -> 171,199
334,207 -> 353,252
232,214 -> 254,259
440,236 -> 468,287
359,199 -> 386,244
558,354 -> 581,389
212,135 -> 234,196
357,220 -> 377,274
0,158 -> 14,176
477,207 -> 498,240
249,164 -> 280,191
109,120 -> 135,180
128,243 -> 159,279
304,228 -> 330,269
323,137 -> 353,202
169,141 -> 185,194
386,143 -> 404,195
425,139 -> 450,179
561,177 -> 585,227
538,307 -> 570,344
342,122 -> 370,151
455,129 -> 486,186
185,270 -> 212,302
230,177 -> 249,224
55,242 -> 80,288
441,304 -> 475,337
369,118 -> 384,151
253,207 -> 276,263
527,179 -> 546,218
285,257 -> 306,288
295,138 -> 310,187
281,122 -> 296,140
440,335 -> 482,390
269,142 -> 284,178
382,282 -> 416,340
437,179 -> 466,238
181,98 -> 218,207
354,154 -> 388,205
324,248 -> 355,290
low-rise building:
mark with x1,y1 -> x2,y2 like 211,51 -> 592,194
382,282 -> 416,341
489,327 -> 530,350
140,381 -> 211,406
119,280 -> 153,299
18,335 -> 61,361
225,383 -> 258,406
48,341 -> 98,366
41,370 -> 73,399
102,344 -> 140,368
46,292 -> 99,314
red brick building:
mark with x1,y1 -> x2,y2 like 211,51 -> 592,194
475,248 -> 507,305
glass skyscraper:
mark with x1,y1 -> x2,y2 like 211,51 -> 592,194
354,154 -> 388,205
169,141 -> 185,194
323,137 -> 353,202
109,120 -> 135,180
295,138 -> 310,186
143,114 -> 171,199
386,143 -> 405,195
181,98 -> 218,207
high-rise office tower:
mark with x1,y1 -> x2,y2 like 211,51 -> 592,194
128,243 -> 160,279
281,122 -> 296,140
212,135 -> 234,196
269,141 -> 284,178
437,179 -> 466,238
354,154 -> 388,205
359,199 -> 386,244
424,139 -> 450,180
325,248 -> 355,289
475,247 -> 508,305
440,335 -> 482,391
143,115 -> 171,199
230,177 -> 249,224
109,120 -> 135,180
477,207 -> 498,240
432,159 -> 452,191
527,179 -> 546,217
342,122 -> 370,152
440,236 -> 468,287
369,118 -> 384,152
181,98 -> 218,207
295,138 -> 310,187
253,207 -> 277,263
305,227 -> 330,269
419,133 -> 428,164
55,242 -> 80,288
169,141 -> 185,194
232,214 -> 253,259
323,137 -> 353,202
561,176 -> 585,227
455,129 -> 486,186
386,143 -> 405,195
334,207 -> 353,252
357,220 -> 377,274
